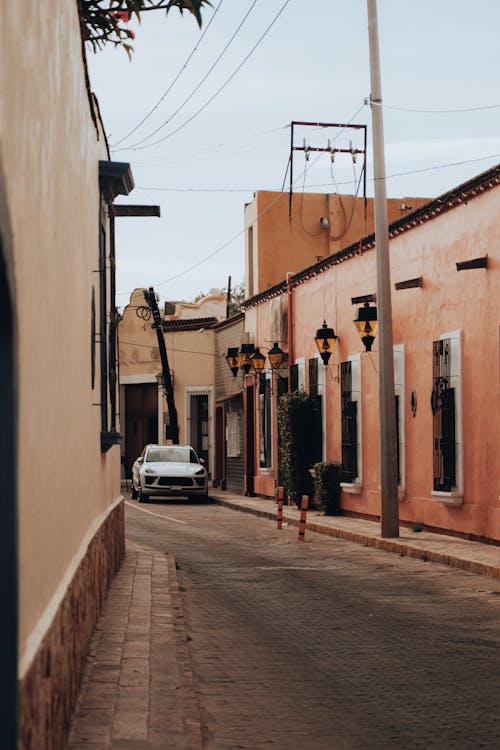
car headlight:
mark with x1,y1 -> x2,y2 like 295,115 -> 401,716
144,468 -> 156,475
195,467 -> 206,476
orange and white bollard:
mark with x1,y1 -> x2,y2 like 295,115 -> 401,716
277,486 -> 284,529
298,495 -> 308,541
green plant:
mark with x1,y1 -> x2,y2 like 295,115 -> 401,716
80,1 -> 211,55
312,461 -> 342,516
277,391 -> 319,505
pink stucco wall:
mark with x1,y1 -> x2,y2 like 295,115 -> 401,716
249,179 -> 500,542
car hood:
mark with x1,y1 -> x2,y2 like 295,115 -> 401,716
140,461 -> 204,476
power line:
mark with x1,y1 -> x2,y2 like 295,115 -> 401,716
131,150 -> 500,193
371,100 -> 500,114
116,0 -> 261,150
124,0 -> 293,151
130,124 -> 288,166
111,0 -> 224,147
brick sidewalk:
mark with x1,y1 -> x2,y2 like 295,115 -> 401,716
209,487 -> 500,579
66,542 -> 202,750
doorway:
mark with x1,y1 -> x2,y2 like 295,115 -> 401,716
124,383 -> 158,476
189,393 -> 209,467
0,231 -> 18,747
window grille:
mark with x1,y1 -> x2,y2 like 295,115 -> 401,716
259,377 -> 272,468
341,361 -> 357,482
432,338 -> 456,491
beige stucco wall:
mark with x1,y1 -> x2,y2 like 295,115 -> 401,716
1,1 -> 121,673
119,289 -> 216,472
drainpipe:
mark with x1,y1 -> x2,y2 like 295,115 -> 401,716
287,272 -> 294,390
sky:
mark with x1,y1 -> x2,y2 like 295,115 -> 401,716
87,1 -> 500,310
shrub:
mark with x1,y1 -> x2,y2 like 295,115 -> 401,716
277,391 -> 318,505
312,461 -> 342,515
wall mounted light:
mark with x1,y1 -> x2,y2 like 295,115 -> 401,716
314,321 -> 337,365
225,347 -> 240,378
354,301 -> 378,352
237,343 -> 255,374
250,347 -> 266,374
268,341 -> 286,370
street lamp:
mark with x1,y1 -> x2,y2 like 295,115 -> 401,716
250,347 -> 266,374
353,302 -> 378,352
225,347 -> 240,378
314,321 -> 337,365
268,341 -> 286,370
237,343 -> 255,375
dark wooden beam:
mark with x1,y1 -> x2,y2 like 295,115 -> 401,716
113,205 -> 161,218
351,293 -> 376,305
394,276 -> 423,290
456,255 -> 488,271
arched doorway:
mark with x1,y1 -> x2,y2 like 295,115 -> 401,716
0,225 -> 18,746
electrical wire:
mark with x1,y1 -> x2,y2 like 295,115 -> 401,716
117,107 -> 500,298
124,0 -> 293,151
131,124 -> 288,166
119,340 -> 225,357
129,151 -> 500,194
329,159 -> 365,241
111,0 -> 224,147
372,100 -> 500,114
116,0 -> 261,150
115,103 -> 368,297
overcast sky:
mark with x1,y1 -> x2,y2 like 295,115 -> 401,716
87,1 -> 500,309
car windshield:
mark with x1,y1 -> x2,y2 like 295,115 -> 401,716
145,446 -> 197,464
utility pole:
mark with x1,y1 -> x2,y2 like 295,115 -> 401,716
143,287 -> 179,444
367,0 -> 399,537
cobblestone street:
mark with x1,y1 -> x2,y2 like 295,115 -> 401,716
126,498 -> 500,750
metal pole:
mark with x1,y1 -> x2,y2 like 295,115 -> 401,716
144,287 -> 179,444
367,0 -> 399,537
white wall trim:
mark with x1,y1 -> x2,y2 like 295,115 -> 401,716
120,373 -> 158,385
432,329 -> 463,497
295,358 -> 306,392
185,386 -> 214,478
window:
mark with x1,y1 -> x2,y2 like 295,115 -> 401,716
259,375 -> 272,468
226,410 -> 241,458
393,344 -> 405,492
431,332 -> 462,501
309,356 -> 324,463
340,355 -> 362,490
341,361 -> 357,482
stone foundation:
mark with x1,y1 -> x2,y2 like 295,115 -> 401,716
19,500 -> 125,750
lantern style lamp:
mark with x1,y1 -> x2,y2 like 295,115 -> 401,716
268,342 -> 286,370
250,347 -> 266,374
354,302 -> 378,352
225,347 -> 240,377
314,321 -> 337,365
238,343 -> 255,375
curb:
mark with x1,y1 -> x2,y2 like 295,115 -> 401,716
212,497 -> 500,580
165,554 -> 204,750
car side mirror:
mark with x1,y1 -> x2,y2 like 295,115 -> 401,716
199,457 -> 205,465
137,457 -> 144,464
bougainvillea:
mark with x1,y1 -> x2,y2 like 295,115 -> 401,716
80,1 -> 211,55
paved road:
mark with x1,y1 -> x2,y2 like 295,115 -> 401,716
125,497 -> 500,750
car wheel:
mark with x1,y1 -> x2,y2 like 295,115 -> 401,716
130,484 -> 138,500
